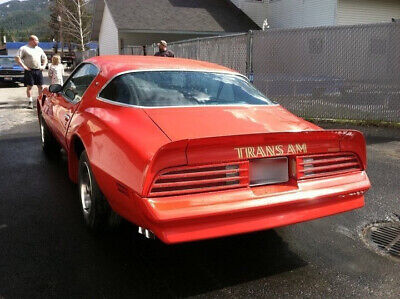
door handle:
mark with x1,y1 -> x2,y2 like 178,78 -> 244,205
64,114 -> 71,122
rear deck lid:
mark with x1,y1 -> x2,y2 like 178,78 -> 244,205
185,130 -> 342,165
143,105 -> 320,141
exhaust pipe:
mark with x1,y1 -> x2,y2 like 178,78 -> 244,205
138,226 -> 155,239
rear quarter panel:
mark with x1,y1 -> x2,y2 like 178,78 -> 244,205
66,84 -> 172,220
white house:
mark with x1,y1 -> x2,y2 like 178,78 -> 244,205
91,0 -> 260,55
231,0 -> 400,28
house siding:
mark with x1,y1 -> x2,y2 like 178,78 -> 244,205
231,0 -> 337,29
338,0 -> 400,25
99,2 -> 119,55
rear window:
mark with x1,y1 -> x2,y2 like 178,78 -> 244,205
99,71 -> 274,107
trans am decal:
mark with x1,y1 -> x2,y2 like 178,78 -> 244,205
234,143 -> 307,159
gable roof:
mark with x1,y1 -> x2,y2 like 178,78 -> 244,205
92,0 -> 259,40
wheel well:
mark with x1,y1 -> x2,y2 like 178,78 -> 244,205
73,137 -> 85,159
37,100 -> 42,119
37,93 -> 46,114
68,136 -> 85,183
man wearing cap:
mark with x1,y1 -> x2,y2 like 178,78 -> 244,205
15,35 -> 48,109
154,40 -> 175,57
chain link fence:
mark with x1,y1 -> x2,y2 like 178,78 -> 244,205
122,22 -> 400,123
251,23 -> 400,123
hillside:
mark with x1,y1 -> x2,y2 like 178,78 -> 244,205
0,0 -> 51,41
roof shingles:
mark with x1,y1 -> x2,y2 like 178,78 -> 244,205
103,0 -> 259,32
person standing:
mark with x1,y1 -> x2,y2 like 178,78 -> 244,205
48,55 -> 64,85
15,35 -> 48,109
154,40 -> 174,57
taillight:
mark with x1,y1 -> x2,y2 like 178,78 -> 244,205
296,152 -> 362,180
148,161 -> 249,197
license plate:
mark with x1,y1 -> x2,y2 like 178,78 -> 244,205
4,77 -> 12,81
249,157 -> 289,186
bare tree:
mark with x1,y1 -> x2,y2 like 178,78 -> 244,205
56,0 -> 92,51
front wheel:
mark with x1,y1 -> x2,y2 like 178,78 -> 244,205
78,151 -> 121,231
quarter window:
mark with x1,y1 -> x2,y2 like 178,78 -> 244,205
99,75 -> 136,105
62,63 -> 99,102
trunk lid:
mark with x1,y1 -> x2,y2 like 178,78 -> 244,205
143,105 -> 320,141
184,130 -> 341,165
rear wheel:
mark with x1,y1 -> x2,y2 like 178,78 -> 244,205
78,151 -> 121,231
39,116 -> 60,155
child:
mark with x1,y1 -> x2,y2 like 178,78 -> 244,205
48,55 -> 64,85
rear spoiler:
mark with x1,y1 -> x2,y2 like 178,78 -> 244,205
142,130 -> 366,194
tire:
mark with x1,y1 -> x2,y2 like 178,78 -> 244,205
39,116 -> 60,155
78,150 -> 121,231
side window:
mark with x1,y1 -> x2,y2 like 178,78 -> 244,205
63,64 -> 99,102
99,76 -> 134,105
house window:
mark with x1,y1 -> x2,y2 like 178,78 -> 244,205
369,39 -> 386,55
309,38 -> 324,54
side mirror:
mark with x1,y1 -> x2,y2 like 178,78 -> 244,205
49,84 -> 62,93
65,89 -> 76,101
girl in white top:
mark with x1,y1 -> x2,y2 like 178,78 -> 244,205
48,55 -> 64,85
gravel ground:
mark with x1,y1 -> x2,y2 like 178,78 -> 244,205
0,71 -> 70,134
0,81 -> 37,132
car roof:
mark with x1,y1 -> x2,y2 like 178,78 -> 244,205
86,55 -> 240,79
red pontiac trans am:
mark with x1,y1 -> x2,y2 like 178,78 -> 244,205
37,56 -> 370,244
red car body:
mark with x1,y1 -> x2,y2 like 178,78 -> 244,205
38,56 -> 370,244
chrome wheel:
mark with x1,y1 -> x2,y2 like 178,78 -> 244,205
78,150 -> 121,231
40,120 -> 45,145
80,162 -> 92,217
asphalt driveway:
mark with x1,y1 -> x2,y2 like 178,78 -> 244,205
0,82 -> 399,298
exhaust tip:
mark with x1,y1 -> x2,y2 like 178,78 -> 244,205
138,226 -> 155,239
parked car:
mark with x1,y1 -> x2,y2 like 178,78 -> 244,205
0,55 -> 24,83
37,56 -> 370,244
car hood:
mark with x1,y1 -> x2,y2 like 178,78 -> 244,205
0,65 -> 23,70
143,105 -> 320,141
